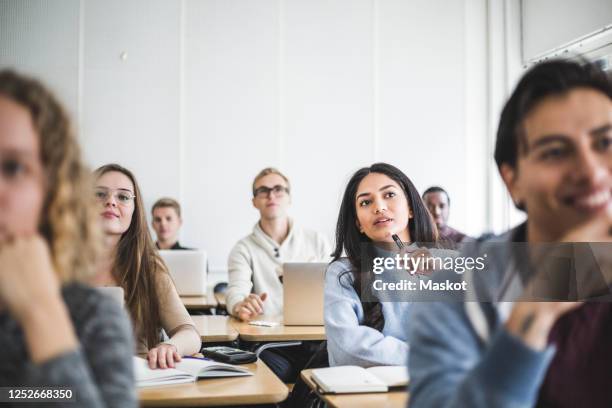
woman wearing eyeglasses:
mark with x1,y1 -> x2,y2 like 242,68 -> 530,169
93,163 -> 200,369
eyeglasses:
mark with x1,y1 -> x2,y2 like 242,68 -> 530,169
253,184 -> 290,198
94,187 -> 136,205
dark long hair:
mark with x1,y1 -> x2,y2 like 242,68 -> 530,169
95,163 -> 167,350
332,163 -> 438,330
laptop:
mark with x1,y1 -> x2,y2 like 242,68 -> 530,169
96,286 -> 125,308
159,250 -> 207,296
283,262 -> 327,326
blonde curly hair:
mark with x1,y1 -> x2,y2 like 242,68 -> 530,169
0,69 -> 101,283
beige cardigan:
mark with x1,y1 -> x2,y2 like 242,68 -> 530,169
134,271 -> 201,357
226,219 -> 331,317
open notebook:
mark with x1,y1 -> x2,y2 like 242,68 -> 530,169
311,366 -> 408,394
134,356 -> 253,387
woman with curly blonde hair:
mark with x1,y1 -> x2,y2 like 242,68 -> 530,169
0,70 -> 136,407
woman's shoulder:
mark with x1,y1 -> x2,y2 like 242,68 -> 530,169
62,283 -> 128,325
327,258 -> 352,272
326,258 -> 354,283
60,283 -> 133,350
63,282 -> 110,306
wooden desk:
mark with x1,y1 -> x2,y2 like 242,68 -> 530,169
300,369 -> 409,408
230,315 -> 326,342
191,315 -> 238,343
139,359 -> 288,407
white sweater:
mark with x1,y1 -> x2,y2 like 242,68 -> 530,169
226,219 -> 331,317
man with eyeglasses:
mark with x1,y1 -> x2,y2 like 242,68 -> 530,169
226,167 -> 330,382
227,167 -> 330,319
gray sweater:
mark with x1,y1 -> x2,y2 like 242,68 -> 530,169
0,283 -> 137,407
408,227 -> 554,408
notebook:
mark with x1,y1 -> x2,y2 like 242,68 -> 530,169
134,356 -> 252,387
310,366 -> 408,394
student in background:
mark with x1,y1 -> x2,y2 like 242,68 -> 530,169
409,60 -> 612,408
0,70 -> 136,406
227,167 -> 330,382
152,197 -> 191,250
227,167 -> 330,319
422,186 -> 467,244
93,164 -> 201,369
325,163 -> 449,367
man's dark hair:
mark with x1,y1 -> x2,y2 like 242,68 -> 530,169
494,59 -> 612,171
422,186 -> 450,206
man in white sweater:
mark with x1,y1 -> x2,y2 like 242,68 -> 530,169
226,167 -> 330,382
227,167 -> 330,320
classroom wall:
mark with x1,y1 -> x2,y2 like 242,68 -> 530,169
1,0 -> 493,281
0,0 -> 80,116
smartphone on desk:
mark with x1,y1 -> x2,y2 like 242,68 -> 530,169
201,346 -> 257,364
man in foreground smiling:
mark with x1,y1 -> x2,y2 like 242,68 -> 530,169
408,59 -> 612,408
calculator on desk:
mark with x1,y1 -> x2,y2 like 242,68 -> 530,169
201,346 -> 258,364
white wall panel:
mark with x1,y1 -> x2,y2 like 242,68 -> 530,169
0,0 -> 80,117
464,0 -> 489,235
377,0 -> 470,234
81,0 -> 181,216
182,0 -> 280,269
283,0 -> 374,244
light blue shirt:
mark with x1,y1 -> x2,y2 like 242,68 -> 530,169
324,258 -> 412,367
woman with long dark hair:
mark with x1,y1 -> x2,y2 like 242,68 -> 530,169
93,164 -> 200,369
325,162 -> 444,367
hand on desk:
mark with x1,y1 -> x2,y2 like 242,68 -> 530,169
148,343 -> 181,369
233,292 -> 267,321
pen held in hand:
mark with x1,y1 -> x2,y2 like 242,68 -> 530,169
391,234 -> 405,250
391,234 -> 422,279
